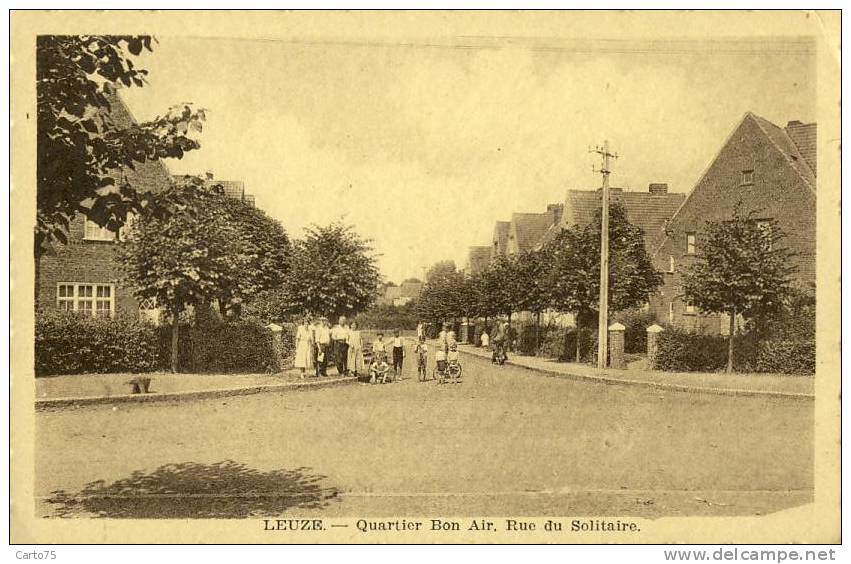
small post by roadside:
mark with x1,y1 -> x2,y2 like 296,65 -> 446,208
608,322 -> 626,369
646,324 -> 664,370
267,323 -> 285,372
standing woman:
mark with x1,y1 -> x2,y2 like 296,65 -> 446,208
346,321 -> 365,378
293,316 -> 314,378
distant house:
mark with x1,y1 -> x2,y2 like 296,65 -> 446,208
649,113 -> 816,333
35,92 -> 253,322
377,280 -> 423,307
506,204 -> 564,255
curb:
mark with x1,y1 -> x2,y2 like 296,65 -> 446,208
35,375 -> 358,411
457,347 -> 814,401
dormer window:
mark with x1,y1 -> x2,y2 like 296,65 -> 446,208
741,169 -> 754,186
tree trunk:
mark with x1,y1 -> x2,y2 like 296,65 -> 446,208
726,307 -> 736,373
171,312 -> 180,373
535,311 -> 541,355
575,316 -> 581,363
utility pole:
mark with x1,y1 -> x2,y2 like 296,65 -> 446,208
590,141 -> 618,370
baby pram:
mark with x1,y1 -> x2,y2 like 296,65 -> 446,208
434,351 -> 462,384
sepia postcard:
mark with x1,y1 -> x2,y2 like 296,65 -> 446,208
9,10 -> 841,545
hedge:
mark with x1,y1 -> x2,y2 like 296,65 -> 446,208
158,317 -> 294,373
538,326 -> 598,364
35,311 -> 293,376
654,328 -> 814,374
35,311 -> 160,376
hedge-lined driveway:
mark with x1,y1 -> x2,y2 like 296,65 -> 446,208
36,352 -> 813,518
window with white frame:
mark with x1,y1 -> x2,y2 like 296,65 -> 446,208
668,301 -> 674,323
56,283 -> 115,317
686,232 -> 696,255
84,218 -> 116,241
668,255 -> 675,273
84,213 -> 137,242
741,169 -> 754,186
685,302 -> 696,315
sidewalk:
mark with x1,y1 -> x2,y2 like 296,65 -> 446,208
34,370 -> 356,409
454,343 -> 814,400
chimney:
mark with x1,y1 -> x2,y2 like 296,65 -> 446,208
547,203 -> 564,224
649,183 -> 668,195
785,120 -> 817,176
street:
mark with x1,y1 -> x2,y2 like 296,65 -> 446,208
36,351 -> 813,518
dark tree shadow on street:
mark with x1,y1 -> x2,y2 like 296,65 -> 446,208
44,460 -> 340,518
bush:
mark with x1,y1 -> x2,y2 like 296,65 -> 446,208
159,317 -> 293,373
355,303 -> 419,331
654,328 -> 728,372
655,328 -> 815,374
538,326 -> 598,363
241,288 -> 290,325
752,340 -> 815,374
613,309 -> 657,354
35,311 -> 160,376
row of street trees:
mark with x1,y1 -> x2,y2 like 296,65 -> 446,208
418,202 -> 662,361
418,201 -> 798,371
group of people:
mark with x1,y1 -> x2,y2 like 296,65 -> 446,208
293,316 -> 409,382
293,315 -> 366,378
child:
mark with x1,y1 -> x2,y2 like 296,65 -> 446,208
391,329 -> 405,381
447,343 -> 461,383
414,336 -> 428,382
371,333 -> 387,363
435,346 -> 447,383
480,328 -> 490,350
369,356 -> 390,384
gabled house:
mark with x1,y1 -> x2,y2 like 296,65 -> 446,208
648,113 -> 816,333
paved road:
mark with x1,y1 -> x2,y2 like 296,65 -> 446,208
35,350 -> 813,518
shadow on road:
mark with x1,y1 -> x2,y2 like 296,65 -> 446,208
44,460 -> 340,518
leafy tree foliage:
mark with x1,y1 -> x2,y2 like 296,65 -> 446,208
682,207 -> 797,372
417,268 -> 470,325
37,35 -> 207,251
116,182 -> 290,371
545,202 -> 662,361
425,260 -> 457,284
282,222 -> 381,319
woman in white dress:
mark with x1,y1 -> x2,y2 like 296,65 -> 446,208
293,316 -> 314,377
346,321 -> 365,377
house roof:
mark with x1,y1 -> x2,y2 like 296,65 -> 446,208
492,221 -> 511,256
398,280 -> 423,298
105,90 -> 174,195
749,113 -> 816,191
539,188 -> 686,250
466,245 -> 492,274
510,211 -> 560,252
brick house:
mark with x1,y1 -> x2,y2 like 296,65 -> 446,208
464,245 -> 492,275
648,113 -> 816,333
35,93 -> 174,321
35,93 -> 252,322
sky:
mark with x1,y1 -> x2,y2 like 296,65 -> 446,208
120,35 -> 815,283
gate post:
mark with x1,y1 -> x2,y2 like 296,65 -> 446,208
608,322 -> 626,369
646,324 -> 664,369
